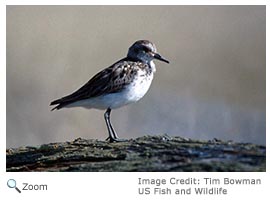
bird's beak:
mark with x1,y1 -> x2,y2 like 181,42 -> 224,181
153,53 -> 170,64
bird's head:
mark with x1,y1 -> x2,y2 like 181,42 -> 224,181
127,40 -> 169,64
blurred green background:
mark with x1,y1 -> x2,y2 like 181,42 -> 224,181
7,6 -> 265,148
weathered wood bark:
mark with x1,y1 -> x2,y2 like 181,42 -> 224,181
6,135 -> 265,172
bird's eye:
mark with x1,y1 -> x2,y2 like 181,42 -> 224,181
134,48 -> 139,53
142,47 -> 150,52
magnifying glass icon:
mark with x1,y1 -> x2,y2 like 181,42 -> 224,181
7,179 -> 21,193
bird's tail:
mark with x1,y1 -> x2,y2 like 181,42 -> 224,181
50,99 -> 69,111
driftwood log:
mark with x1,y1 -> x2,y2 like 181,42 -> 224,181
6,135 -> 265,172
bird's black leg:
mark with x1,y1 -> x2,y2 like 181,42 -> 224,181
104,108 -> 126,142
104,108 -> 116,140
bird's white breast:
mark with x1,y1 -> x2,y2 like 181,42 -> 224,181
95,69 -> 154,109
125,69 -> 154,102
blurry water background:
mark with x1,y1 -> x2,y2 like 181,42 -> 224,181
7,6 -> 265,148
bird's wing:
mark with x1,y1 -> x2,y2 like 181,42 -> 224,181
50,60 -> 146,109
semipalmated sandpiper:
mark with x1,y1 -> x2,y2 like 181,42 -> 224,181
50,40 -> 169,142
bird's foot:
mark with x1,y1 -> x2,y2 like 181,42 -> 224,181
105,136 -> 127,143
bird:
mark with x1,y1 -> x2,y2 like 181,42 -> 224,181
50,40 -> 169,142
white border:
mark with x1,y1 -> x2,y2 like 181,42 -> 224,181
3,0 -> 269,5
0,0 -> 7,175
